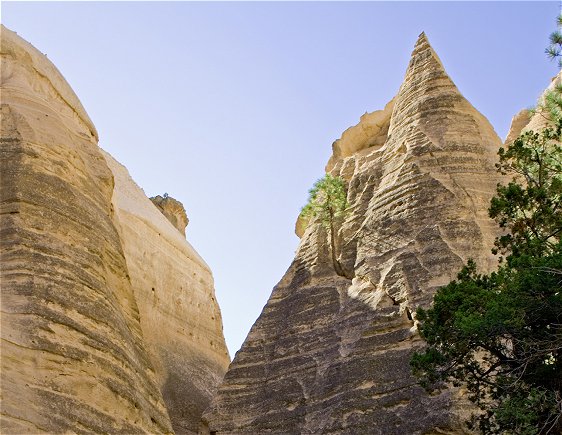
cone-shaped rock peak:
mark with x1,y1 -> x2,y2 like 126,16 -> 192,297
408,31 -> 443,72
389,31 -> 500,158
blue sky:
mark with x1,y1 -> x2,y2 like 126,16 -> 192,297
3,1 -> 560,356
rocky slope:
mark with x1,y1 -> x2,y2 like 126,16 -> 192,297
1,25 -> 229,434
204,33 -> 503,434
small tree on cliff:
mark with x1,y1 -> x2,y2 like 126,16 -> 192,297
301,174 -> 348,277
411,121 -> 562,434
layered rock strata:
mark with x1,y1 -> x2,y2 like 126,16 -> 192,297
104,153 -> 230,434
1,25 -> 229,434
0,25 -> 173,434
204,33 -> 503,434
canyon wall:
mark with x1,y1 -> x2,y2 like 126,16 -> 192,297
204,33 -> 503,434
0,25 -> 229,434
103,152 -> 230,434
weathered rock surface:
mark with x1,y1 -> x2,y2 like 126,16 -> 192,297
204,33 -> 503,434
505,109 -> 531,145
504,72 -> 562,148
517,71 -> 562,139
104,152 -> 230,434
150,194 -> 189,237
0,25 -> 173,434
325,98 -> 395,173
1,25 -> 229,434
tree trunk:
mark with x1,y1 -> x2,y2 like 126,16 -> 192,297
328,210 -> 347,278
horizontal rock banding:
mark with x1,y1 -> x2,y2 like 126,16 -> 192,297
1,25 -> 173,434
204,33 -> 502,434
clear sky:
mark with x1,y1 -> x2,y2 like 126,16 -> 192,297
3,1 -> 560,357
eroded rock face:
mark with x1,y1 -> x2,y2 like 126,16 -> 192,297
204,33 -> 502,434
505,109 -> 531,145
1,25 -> 173,434
104,152 -> 230,435
524,72 -> 562,134
150,194 -> 189,237
1,25 -> 229,435
325,98 -> 395,173
504,72 -> 562,147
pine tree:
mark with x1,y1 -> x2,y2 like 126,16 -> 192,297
301,174 -> 349,277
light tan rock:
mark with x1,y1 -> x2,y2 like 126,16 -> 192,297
1,25 -> 173,434
504,109 -> 531,144
103,151 -> 230,435
204,32 -> 502,434
1,25 -> 230,435
295,212 -> 309,238
503,72 -> 562,148
326,98 -> 395,174
522,71 -> 562,134
150,194 -> 189,237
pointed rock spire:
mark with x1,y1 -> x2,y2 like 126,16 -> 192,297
413,31 -> 429,52
204,31 -> 505,435
387,31 -> 500,157
390,32 -> 455,136
408,32 -> 447,74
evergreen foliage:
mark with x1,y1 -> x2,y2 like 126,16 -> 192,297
539,14 -> 562,124
543,84 -> 562,124
411,122 -> 562,434
546,14 -> 562,68
490,124 -> 562,260
301,174 -> 349,277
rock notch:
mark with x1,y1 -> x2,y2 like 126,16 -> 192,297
204,32 -> 503,434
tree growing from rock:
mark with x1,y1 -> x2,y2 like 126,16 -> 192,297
411,121 -> 562,434
412,20 -> 562,433
301,174 -> 349,277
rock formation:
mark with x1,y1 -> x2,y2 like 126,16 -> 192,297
204,33 -> 503,434
104,153 -> 230,434
150,194 -> 189,237
504,109 -> 531,145
504,71 -> 562,145
0,25 -> 172,434
1,25 -> 229,434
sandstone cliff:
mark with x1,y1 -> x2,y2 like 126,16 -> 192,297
0,25 -> 173,434
103,153 -> 230,434
1,25 -> 229,434
204,33 -> 503,434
